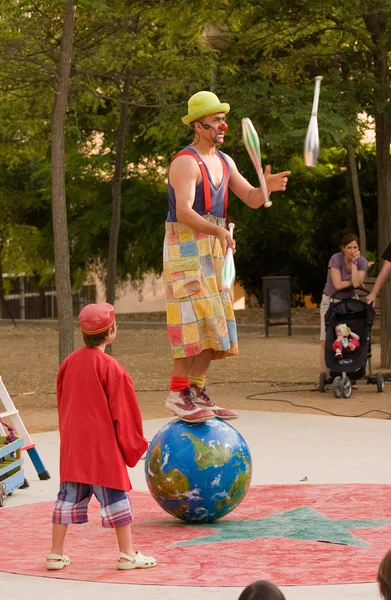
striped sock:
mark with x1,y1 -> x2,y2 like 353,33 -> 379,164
189,375 -> 206,389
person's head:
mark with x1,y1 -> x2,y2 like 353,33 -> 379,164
335,323 -> 348,337
182,90 -> 230,146
340,233 -> 360,258
79,302 -> 117,348
378,549 -> 391,599
237,580 -> 286,600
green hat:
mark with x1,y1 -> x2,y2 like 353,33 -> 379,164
182,91 -> 230,125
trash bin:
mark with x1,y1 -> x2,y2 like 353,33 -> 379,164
262,276 -> 292,336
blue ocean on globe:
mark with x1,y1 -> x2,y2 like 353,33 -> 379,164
145,418 -> 252,523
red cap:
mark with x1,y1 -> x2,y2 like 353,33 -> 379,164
79,303 -> 115,335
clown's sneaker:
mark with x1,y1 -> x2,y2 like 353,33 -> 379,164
165,388 -> 214,423
190,385 -> 239,420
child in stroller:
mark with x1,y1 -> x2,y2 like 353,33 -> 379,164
332,323 -> 360,359
319,286 -> 385,398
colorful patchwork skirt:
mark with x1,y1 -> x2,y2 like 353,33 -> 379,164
163,215 -> 238,360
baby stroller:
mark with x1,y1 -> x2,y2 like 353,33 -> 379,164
319,286 -> 385,398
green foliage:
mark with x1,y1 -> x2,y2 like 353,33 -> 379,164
0,0 -> 383,304
0,156 -> 52,282
230,142 -> 377,305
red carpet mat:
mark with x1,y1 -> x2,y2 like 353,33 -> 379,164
1,484 -> 391,587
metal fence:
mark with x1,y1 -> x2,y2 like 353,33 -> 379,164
1,275 -> 96,320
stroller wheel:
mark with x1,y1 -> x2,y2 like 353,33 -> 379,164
376,373 -> 385,393
342,377 -> 352,399
332,376 -> 343,398
319,372 -> 327,393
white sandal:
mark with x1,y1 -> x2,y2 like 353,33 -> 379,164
46,553 -> 71,570
117,550 -> 157,570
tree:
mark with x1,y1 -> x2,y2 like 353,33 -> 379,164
0,0 -> 385,365
0,153 -> 53,317
360,6 -> 391,367
217,0 -> 391,364
347,141 -> 367,256
51,0 -> 76,362
106,73 -> 131,308
0,0 -> 77,362
66,0 -> 218,300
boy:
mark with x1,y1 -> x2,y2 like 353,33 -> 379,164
46,302 -> 156,571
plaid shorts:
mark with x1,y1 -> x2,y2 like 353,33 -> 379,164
52,482 -> 133,529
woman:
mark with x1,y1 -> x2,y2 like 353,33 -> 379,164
312,233 -> 368,390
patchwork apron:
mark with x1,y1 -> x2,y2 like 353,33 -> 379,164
163,214 -> 238,360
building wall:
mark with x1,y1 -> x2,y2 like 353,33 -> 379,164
96,274 -> 245,313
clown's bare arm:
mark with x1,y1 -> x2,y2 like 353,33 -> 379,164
366,259 -> 391,305
170,155 -> 234,255
224,154 -> 291,209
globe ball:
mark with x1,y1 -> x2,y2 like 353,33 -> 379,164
145,418 -> 252,523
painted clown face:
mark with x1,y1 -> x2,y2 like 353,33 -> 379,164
196,112 -> 228,144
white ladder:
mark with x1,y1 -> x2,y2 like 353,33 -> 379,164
0,376 -> 50,480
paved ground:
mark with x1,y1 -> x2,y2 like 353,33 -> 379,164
2,410 -> 388,599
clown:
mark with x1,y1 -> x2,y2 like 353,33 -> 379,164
163,90 -> 291,423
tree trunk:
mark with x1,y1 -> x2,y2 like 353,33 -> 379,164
106,74 -> 131,307
51,0 -> 75,364
346,141 -> 366,256
363,11 -> 391,368
345,152 -> 357,234
375,112 -> 391,368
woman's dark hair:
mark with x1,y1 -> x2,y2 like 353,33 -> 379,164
340,233 -> 360,249
378,549 -> 391,599
238,580 -> 286,600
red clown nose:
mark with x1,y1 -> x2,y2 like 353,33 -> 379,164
219,122 -> 228,132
